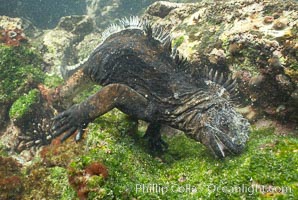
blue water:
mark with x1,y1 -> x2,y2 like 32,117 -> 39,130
0,0 -> 198,29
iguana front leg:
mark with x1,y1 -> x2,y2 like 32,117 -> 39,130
52,83 -> 149,141
39,69 -> 94,109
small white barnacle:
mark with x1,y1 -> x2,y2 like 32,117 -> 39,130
174,93 -> 179,99
35,140 -> 41,144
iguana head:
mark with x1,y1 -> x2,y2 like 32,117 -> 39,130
196,100 -> 250,158
195,69 -> 250,158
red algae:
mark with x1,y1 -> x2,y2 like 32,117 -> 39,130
0,156 -> 23,199
68,162 -> 108,200
0,28 -> 27,46
85,162 -> 108,179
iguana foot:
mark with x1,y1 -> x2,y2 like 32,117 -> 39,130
52,102 -> 94,142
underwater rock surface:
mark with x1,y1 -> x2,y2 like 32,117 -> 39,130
143,0 -> 298,122
40,15 -> 96,75
0,0 -> 297,199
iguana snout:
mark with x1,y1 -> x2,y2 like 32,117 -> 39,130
195,101 -> 250,158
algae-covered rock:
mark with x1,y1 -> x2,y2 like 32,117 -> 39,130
144,0 -> 298,121
0,32 -> 59,161
38,15 -> 96,76
1,88 -> 56,162
0,15 -> 42,38
0,44 -> 44,129
9,89 -> 40,122
41,29 -> 76,75
15,114 -> 298,199
0,156 -> 23,199
0,45 -> 44,104
146,1 -> 182,18
56,15 -> 94,36
75,32 -> 102,60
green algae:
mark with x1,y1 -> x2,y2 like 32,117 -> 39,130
43,74 -> 64,88
0,143 -> 8,157
0,45 -> 44,103
19,108 -> 298,199
9,89 -> 40,120
0,156 -> 24,199
172,36 -> 185,48
48,167 -> 76,200
22,165 -> 76,199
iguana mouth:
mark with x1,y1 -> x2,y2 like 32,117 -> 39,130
212,124 -> 246,157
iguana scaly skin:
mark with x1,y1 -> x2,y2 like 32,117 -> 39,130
51,16 -> 250,158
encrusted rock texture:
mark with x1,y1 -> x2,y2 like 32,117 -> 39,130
143,0 -> 298,123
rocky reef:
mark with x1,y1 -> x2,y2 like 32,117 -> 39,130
40,15 -> 96,75
0,0 -> 297,199
144,0 -> 298,124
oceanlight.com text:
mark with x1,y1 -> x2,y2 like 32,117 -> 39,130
135,183 -> 292,196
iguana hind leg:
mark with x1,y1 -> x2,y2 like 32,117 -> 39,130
52,83 -> 149,141
143,123 -> 168,153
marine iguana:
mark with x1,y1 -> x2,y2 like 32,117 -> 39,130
51,16 -> 250,158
